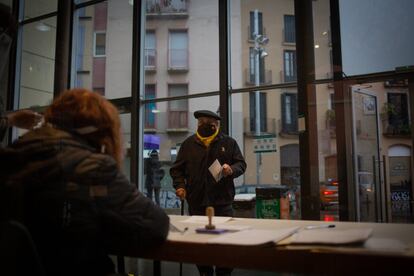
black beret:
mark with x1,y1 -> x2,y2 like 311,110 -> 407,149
194,110 -> 221,121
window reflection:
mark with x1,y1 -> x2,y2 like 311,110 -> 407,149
142,96 -> 220,208
19,17 -> 56,109
72,0 -> 132,98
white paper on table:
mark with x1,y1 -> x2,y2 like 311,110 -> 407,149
209,159 -> 223,182
364,238 -> 408,252
207,227 -> 300,246
182,215 -> 232,225
290,228 -> 373,245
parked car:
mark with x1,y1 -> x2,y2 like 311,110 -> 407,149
320,178 -> 338,210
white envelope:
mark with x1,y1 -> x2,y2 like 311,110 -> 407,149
209,159 -> 223,182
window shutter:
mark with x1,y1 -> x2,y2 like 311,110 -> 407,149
260,92 -> 267,132
249,92 -> 255,132
291,93 -> 298,132
281,94 -> 287,132
258,12 -> 263,35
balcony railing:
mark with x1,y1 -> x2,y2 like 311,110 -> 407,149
382,119 -> 411,137
247,26 -> 267,42
243,117 -> 276,136
245,69 -> 272,85
280,70 -> 297,83
282,28 -> 296,44
278,119 -> 299,138
146,0 -> 188,17
144,49 -> 156,70
384,79 -> 408,88
168,49 -> 188,71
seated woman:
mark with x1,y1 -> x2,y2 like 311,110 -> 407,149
0,88 -> 169,276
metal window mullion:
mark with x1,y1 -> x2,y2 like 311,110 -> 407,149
218,0 -> 230,134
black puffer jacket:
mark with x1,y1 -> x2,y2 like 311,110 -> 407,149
170,132 -> 246,210
0,126 -> 169,276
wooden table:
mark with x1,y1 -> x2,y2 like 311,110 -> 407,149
118,215 -> 414,275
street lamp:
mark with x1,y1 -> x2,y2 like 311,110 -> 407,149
253,9 -> 269,185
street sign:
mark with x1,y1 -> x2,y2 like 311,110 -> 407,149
253,135 -> 277,153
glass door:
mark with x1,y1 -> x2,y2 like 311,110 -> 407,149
352,87 -> 384,222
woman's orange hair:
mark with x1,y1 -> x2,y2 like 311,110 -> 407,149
44,88 -> 123,167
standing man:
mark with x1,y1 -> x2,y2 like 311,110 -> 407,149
144,149 -> 164,206
170,109 -> 246,276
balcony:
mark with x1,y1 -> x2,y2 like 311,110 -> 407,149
247,26 -> 267,42
245,69 -> 272,85
282,28 -> 296,45
381,119 -> 411,138
384,79 -> 408,88
243,117 -> 276,137
278,119 -> 299,138
144,49 -> 156,72
168,49 -> 188,72
279,70 -> 297,83
146,0 -> 188,19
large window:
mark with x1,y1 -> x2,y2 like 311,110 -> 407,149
168,30 -> 188,70
5,0 -> 412,227
19,17 -> 57,108
72,0 -> 132,99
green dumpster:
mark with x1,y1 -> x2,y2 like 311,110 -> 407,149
255,187 -> 283,219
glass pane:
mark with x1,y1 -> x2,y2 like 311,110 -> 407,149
141,96 -> 219,211
169,30 -> 188,69
230,0 -> 296,90
94,32 -> 106,56
145,30 -> 156,68
19,17 -> 56,108
72,0 -> 132,99
339,0 -> 414,76
120,112 -> 131,181
232,88 -> 301,220
23,0 -> 57,19
352,88 -> 380,222
313,0 -> 333,80
351,80 -> 412,223
144,0 -> 219,96
316,83 -> 338,221
0,2 -> 13,114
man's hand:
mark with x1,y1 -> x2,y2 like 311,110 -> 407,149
7,110 -> 43,129
176,188 -> 186,200
222,164 -> 233,177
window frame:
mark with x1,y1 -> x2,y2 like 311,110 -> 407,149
93,31 -> 106,57
167,83 -> 189,129
168,29 -> 189,70
145,29 -> 156,69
